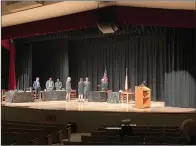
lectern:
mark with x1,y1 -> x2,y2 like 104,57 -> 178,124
135,86 -> 151,109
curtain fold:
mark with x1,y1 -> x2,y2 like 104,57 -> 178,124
15,39 -> 69,90
164,28 -> 196,108
1,39 -> 16,90
15,44 -> 32,90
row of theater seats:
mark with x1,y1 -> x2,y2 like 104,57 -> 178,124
2,120 -> 71,145
65,125 -> 188,145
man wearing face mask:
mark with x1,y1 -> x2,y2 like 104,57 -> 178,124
46,77 -> 54,91
55,79 -> 62,91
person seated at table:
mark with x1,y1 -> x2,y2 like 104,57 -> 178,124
84,77 -> 90,101
46,77 -> 54,91
98,79 -> 108,91
55,79 -> 62,91
66,77 -> 71,102
140,81 -> 146,86
33,77 -> 41,99
78,78 -> 84,102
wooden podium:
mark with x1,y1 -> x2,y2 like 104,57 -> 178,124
135,86 -> 151,109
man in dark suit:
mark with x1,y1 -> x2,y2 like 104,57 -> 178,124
33,77 -> 41,99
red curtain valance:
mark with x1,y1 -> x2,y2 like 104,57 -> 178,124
2,6 -> 195,39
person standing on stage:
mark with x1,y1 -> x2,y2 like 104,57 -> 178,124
140,81 -> 146,86
78,78 -> 84,102
46,77 -> 54,91
66,77 -> 72,102
55,79 -> 62,91
100,78 -> 108,91
33,77 -> 41,99
98,67 -> 108,91
84,77 -> 90,101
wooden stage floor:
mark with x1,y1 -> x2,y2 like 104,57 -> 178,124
3,100 -> 196,113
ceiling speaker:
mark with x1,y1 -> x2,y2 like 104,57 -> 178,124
97,7 -> 118,34
97,23 -> 118,34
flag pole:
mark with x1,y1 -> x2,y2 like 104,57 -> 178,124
125,68 -> 128,91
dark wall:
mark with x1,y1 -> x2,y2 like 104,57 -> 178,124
1,47 -> 9,89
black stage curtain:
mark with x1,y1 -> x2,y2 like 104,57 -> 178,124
15,39 -> 69,90
1,47 -> 9,89
69,27 -> 196,108
69,34 -> 167,102
164,28 -> 196,108
15,25 -> 196,108
15,43 -> 32,90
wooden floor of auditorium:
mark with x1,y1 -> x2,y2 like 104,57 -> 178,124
3,100 -> 196,113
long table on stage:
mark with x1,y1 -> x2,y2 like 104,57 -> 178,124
107,92 -> 120,103
87,91 -> 107,102
5,91 -> 67,103
41,91 -> 66,101
5,91 -> 34,103
5,90 -> 120,103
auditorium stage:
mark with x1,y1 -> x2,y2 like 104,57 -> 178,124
3,100 -> 196,113
2,100 -> 196,132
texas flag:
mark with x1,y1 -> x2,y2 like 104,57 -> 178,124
125,68 -> 128,91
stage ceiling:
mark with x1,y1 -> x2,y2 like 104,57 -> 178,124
2,1 -> 196,27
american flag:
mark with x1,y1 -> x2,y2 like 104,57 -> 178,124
102,67 -> 108,82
